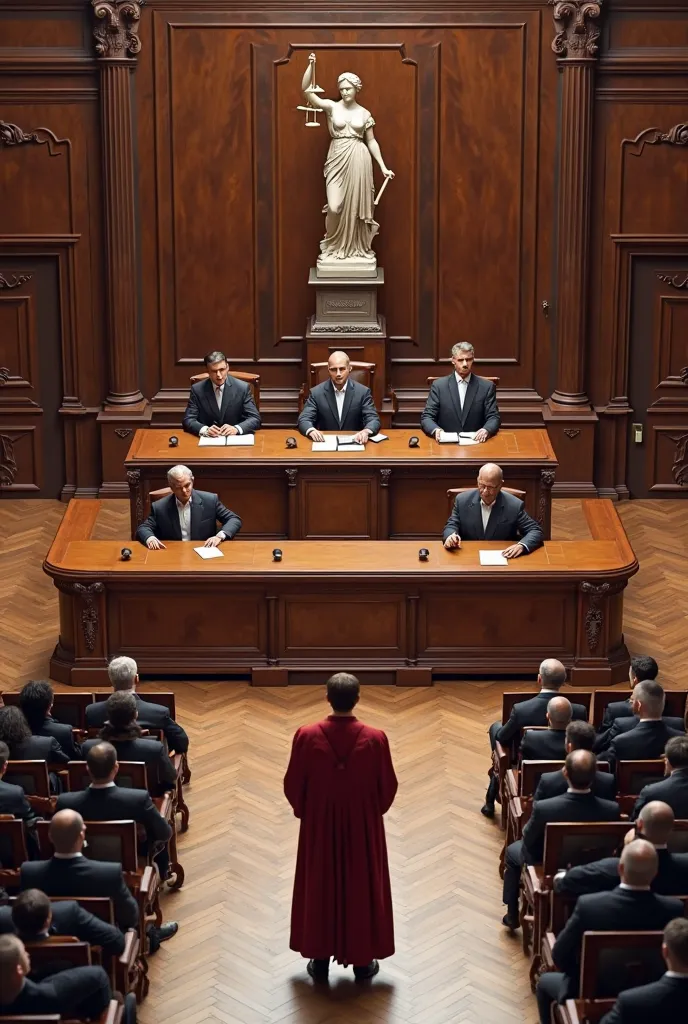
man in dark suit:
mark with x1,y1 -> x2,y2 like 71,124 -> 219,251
421,342 -> 500,441
595,654 -> 659,745
0,933 -> 134,1022
135,464 -> 241,550
85,655 -> 189,755
0,740 -> 38,829
554,800 -> 688,898
520,697 -> 573,761
19,679 -> 81,761
633,736 -> 688,820
600,680 -> 684,769
0,888 -> 125,956
599,917 -> 688,1024
182,349 -> 261,436
482,659 -> 588,816
56,741 -> 172,877
533,721 -> 617,802
297,351 -> 380,443
443,463 -> 543,558
535,840 -> 684,1023
501,750 -> 620,928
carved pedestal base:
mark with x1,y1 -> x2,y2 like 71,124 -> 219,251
543,402 -> 598,497
306,267 -> 385,338
98,403 -> 151,497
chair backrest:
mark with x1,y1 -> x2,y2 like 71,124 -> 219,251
579,930 -> 665,999
501,691 -> 593,724
592,689 -> 687,729
37,819 -> 139,872
427,374 -> 500,387
12,894 -> 115,925
0,691 -> 95,729
446,486 -> 526,509
25,938 -> 92,978
67,759 -> 148,792
616,759 -> 666,796
93,691 -> 176,718
309,361 -> 376,392
0,816 -> 29,870
5,761 -> 51,798
542,822 -> 629,878
148,485 -> 173,503
519,760 -> 565,797
668,819 -> 688,853
189,370 -> 261,409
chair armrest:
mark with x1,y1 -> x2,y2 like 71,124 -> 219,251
541,927 -> 557,969
155,793 -> 174,820
119,928 -> 139,968
113,928 -> 139,995
525,863 -> 546,895
139,864 -> 156,898
504,769 -> 519,800
100,1000 -> 124,1024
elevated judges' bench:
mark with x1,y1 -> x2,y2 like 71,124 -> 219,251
124,428 -> 558,541
45,499 -> 637,686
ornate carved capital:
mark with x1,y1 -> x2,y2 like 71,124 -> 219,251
91,1 -> 145,60
549,1 -> 603,60
379,468 -> 392,488
580,581 -> 610,651
0,434 -> 18,486
669,433 -> 688,487
537,469 -> 556,526
56,581 -> 105,652
0,273 -> 32,290
285,468 -> 298,488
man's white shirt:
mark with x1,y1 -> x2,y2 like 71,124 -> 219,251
455,371 -> 471,410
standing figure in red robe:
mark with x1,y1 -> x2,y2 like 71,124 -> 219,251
284,672 -> 398,982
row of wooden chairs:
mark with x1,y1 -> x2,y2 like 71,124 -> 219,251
0,1003 -> 123,1024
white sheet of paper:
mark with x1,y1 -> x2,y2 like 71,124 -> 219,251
458,436 -> 479,446
438,431 -> 459,443
224,434 -> 255,446
194,545 -> 224,559
338,442 -> 365,451
459,431 -> 477,440
369,433 -> 389,443
336,435 -> 358,444
479,550 -> 508,566
198,435 -> 226,446
311,437 -> 338,452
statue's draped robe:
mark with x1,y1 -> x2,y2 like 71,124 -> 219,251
284,715 -> 397,965
321,110 -> 378,260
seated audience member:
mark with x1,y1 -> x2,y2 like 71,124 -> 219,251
0,705 -> 69,766
596,655 -> 659,743
502,750 -> 620,929
520,697 -> 572,760
19,679 -> 82,760
600,681 -> 683,768
83,692 -> 177,796
482,659 -> 587,816
443,463 -> 543,558
535,840 -> 684,1024
297,350 -> 381,444
0,933 -> 135,1022
182,349 -> 261,437
420,341 -> 500,441
633,736 -> 688,820
136,464 -> 241,550
85,655 -> 189,754
533,721 -> 617,802
56,741 -> 172,877
0,888 -> 124,956
599,917 -> 688,1024
0,740 -> 38,828
554,801 -> 688,897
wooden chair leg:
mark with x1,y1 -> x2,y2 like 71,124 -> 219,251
166,822 -> 185,890
176,778 -> 190,832
181,752 -> 191,784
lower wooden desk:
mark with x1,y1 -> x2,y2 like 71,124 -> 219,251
45,500 -> 637,686
124,428 -> 557,541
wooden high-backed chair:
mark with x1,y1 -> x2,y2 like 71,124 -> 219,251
0,691 -> 95,730
189,370 -> 261,409
5,760 -> 53,816
446,485 -> 526,512
0,816 -> 28,889
298,361 -> 377,413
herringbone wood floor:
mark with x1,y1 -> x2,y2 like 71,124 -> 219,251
1,498 -> 687,1023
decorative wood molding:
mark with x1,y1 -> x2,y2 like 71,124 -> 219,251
379,468 -> 392,488
625,124 -> 688,158
549,1 -> 603,60
681,367 -> 688,386
669,433 -> 688,488
538,469 -> 556,526
657,273 -> 688,290
126,469 -> 144,524
114,427 -> 133,439
564,428 -> 580,439
56,581 -> 105,652
92,1 -> 146,60
0,273 -> 33,289
0,433 -> 18,486
580,580 -> 610,652
0,368 -> 9,386
0,122 -> 67,157
285,468 -> 298,488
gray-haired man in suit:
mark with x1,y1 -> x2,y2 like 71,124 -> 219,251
136,465 -> 241,550
421,342 -> 500,442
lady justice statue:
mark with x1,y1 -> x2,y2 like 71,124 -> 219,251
300,53 -> 394,277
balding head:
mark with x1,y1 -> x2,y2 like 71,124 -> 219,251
477,463 -> 503,507
539,659 -> 567,691
327,350 -> 351,389
48,809 -> 85,854
564,749 -> 597,790
619,839 -> 659,888
637,801 -> 675,847
547,696 -> 573,731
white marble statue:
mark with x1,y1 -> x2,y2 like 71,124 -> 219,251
301,53 -> 394,275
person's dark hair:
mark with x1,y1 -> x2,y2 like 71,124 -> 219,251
204,350 -> 227,367
18,680 -> 54,730
11,890 -> 51,937
565,749 -> 597,789
664,917 -> 688,970
0,706 -> 32,750
0,741 -> 9,770
665,735 -> 688,770
100,692 -> 141,740
565,720 -> 595,751
630,655 -> 658,682
326,672 -> 360,713
87,741 -> 118,781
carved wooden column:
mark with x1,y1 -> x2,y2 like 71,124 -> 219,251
543,0 -> 602,497
93,1 -> 151,494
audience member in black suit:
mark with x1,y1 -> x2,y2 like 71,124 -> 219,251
85,655 -> 189,754
19,679 -> 82,760
182,349 -> 261,436
533,721 -> 617,802
554,800 -> 688,897
0,705 -> 69,766
483,659 -> 588,815
520,696 -> 573,761
0,740 -> 38,829
595,654 -> 659,746
502,750 -> 620,928
297,351 -> 381,442
0,888 -> 125,956
56,741 -> 172,877
83,691 -> 177,796
535,840 -> 684,1023
601,680 -> 683,769
597,711 -> 685,753
0,933 -> 136,1023
420,342 -> 500,441
599,917 -> 688,1024
633,736 -> 688,820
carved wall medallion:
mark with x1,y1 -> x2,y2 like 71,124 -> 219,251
626,124 -> 688,158
0,273 -> 32,289
669,433 -> 688,487
549,1 -> 603,59
0,122 -> 66,157
580,581 -> 610,651
538,469 -> 556,525
564,428 -> 580,439
656,273 -> 688,290
115,428 -> 133,439
126,469 -> 144,524
57,582 -> 105,652
285,468 -> 298,488
0,434 -> 18,485
92,1 -> 145,60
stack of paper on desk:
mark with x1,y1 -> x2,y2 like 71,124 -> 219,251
438,431 -> 478,445
198,434 -> 255,447
311,436 -> 365,452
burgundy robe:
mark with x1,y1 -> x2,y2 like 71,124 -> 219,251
284,715 -> 397,965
